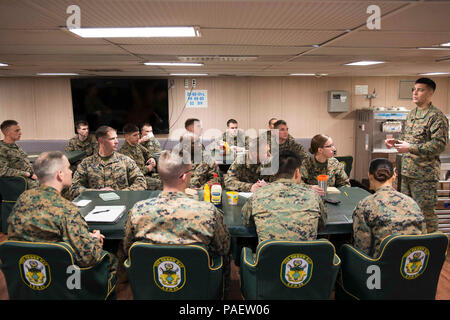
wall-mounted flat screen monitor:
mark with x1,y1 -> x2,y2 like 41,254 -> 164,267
70,78 -> 169,134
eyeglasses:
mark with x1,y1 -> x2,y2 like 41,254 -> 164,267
323,144 -> 334,148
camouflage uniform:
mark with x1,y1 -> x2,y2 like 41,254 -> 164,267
241,178 -> 327,243
352,185 -> 426,258
122,191 -> 230,257
69,152 -> 147,200
190,161 -> 221,189
118,141 -> 162,190
7,185 -> 117,272
140,136 -> 162,155
224,154 -> 274,192
0,140 -> 39,189
301,155 -> 350,187
210,131 -> 249,152
399,104 -> 449,232
65,135 -> 99,171
65,135 -> 98,157
275,134 -> 308,162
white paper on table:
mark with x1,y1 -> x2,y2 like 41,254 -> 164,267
326,187 -> 341,194
238,192 -> 253,199
72,199 -> 92,207
84,205 -> 126,223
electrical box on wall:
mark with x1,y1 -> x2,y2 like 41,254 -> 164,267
328,90 -> 349,112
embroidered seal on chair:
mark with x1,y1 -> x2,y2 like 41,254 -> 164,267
153,256 -> 186,292
280,254 -> 313,288
400,246 -> 430,280
19,254 -> 51,290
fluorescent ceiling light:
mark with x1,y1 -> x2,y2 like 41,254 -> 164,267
345,61 -> 385,66
419,72 -> 450,76
69,26 -> 199,38
0,62 -> 8,67
37,73 -> 79,76
144,62 -> 203,66
418,47 -> 450,50
440,42 -> 450,47
290,73 -> 328,76
170,73 -> 208,76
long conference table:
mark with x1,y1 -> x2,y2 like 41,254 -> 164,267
74,187 -> 371,240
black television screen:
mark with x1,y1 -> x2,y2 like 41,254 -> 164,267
70,78 -> 169,134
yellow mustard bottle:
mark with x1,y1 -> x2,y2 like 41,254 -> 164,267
203,184 -> 211,202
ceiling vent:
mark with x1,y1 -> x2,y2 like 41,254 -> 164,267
178,56 -> 258,62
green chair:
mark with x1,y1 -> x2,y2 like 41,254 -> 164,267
0,176 -> 27,233
124,242 -> 225,300
335,156 -> 353,177
0,240 -> 116,300
336,233 -> 449,300
240,239 -> 341,300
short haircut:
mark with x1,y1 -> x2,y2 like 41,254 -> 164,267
122,123 -> 139,134
415,77 -> 436,92
268,117 -> 277,126
309,134 -> 330,154
273,120 -> 287,129
369,158 -> 394,183
157,150 -> 190,186
1,120 -> 18,133
95,125 -> 115,141
276,150 -> 302,179
184,118 -> 199,129
226,119 -> 238,127
141,122 -> 152,130
33,151 -> 66,183
75,120 -> 89,129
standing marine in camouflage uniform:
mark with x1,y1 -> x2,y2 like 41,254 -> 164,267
69,126 -> 146,200
65,120 -> 98,170
301,134 -> 350,188
353,158 -> 426,258
8,151 -> 117,273
122,150 -> 230,262
139,123 -> 162,155
242,151 -> 327,244
386,78 -> 449,233
272,120 -> 307,162
0,120 -> 39,189
224,138 -> 274,192
119,124 -> 162,190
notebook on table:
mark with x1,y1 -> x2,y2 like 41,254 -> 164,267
84,205 -> 126,223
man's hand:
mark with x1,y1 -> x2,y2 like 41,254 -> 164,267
394,140 -> 410,153
250,180 -> 267,192
311,185 -> 325,196
89,229 -> 105,246
146,158 -> 156,171
385,138 -> 396,149
146,158 -> 156,166
99,187 -> 114,191
138,135 -> 150,143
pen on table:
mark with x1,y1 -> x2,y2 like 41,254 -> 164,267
91,209 -> 110,214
